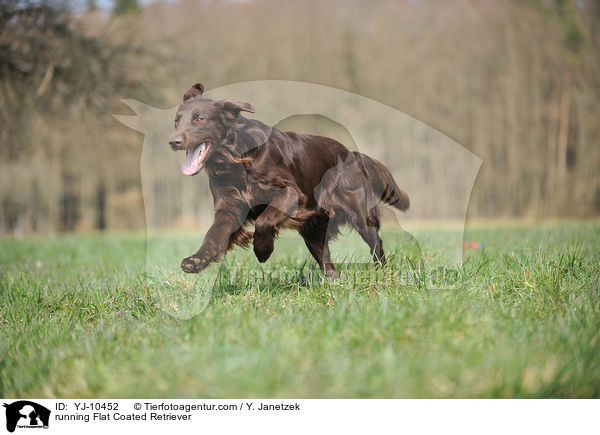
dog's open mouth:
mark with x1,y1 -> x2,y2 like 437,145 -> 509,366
181,142 -> 212,175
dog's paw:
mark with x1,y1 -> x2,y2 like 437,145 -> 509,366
253,245 -> 273,263
181,255 -> 209,273
325,268 -> 340,279
253,235 -> 274,263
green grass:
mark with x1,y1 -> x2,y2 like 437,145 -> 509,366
1,221 -> 599,398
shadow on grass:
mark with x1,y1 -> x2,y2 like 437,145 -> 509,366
144,228 -> 476,319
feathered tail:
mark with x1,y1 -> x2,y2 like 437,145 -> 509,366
354,152 -> 410,212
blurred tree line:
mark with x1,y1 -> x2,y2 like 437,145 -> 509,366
0,0 -> 599,234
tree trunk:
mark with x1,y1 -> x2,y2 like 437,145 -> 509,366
556,80 -> 571,203
95,179 -> 106,231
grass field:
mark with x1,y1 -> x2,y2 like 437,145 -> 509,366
1,221 -> 599,398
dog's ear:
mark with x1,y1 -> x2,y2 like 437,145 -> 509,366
219,100 -> 255,116
183,83 -> 204,102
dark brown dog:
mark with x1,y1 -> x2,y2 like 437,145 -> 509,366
168,83 -> 409,278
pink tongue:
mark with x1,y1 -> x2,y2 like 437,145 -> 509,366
181,145 -> 203,175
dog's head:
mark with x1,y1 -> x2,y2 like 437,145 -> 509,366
168,83 -> 255,176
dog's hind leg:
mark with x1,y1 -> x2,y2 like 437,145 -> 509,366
345,194 -> 386,265
358,227 -> 385,264
356,215 -> 386,265
299,213 -> 339,278
301,233 -> 339,279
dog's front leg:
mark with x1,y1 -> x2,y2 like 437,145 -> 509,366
253,186 -> 301,263
181,209 -> 246,273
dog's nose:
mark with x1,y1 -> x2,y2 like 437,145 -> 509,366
169,136 -> 183,149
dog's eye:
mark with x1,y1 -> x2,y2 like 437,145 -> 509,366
193,116 -> 204,124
